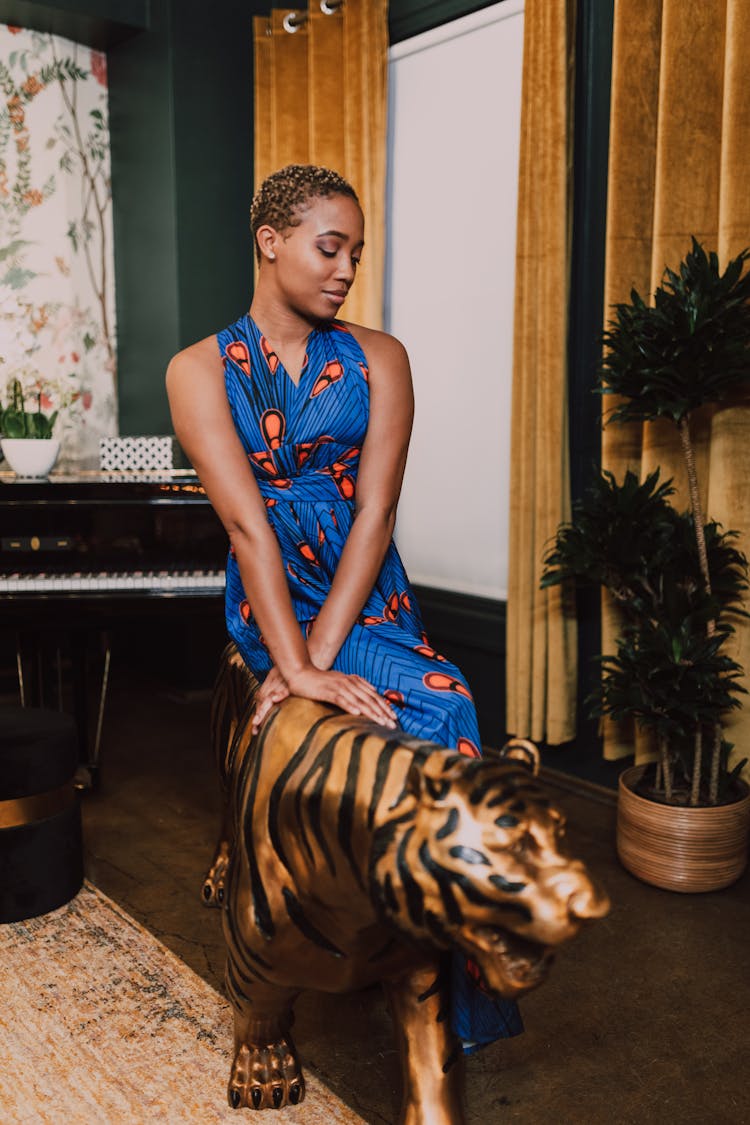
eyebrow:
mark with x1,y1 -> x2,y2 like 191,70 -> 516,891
317,229 -> 365,248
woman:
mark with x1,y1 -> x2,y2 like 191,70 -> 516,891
166,163 -> 521,1049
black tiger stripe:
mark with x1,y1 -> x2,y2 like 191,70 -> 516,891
227,701 -> 255,790
449,845 -> 490,865
423,909 -> 452,947
268,714 -> 342,874
369,806 -> 417,871
224,904 -> 274,972
337,732 -> 369,889
282,887 -> 346,957
225,956 -> 262,1005
489,874 -> 527,893
367,740 -> 401,829
436,807 -> 459,840
385,740 -> 428,812
417,973 -> 442,1003
292,725 -> 361,871
397,826 -> 425,927
453,871 -> 532,921
382,872 -> 399,914
240,712 -> 281,941
418,839 -> 533,921
418,840 -> 463,925
442,1044 -> 463,1074
223,876 -> 274,984
302,739 -> 343,875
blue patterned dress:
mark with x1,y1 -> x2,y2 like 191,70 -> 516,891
217,312 -> 522,1048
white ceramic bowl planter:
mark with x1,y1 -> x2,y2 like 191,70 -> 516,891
1,438 -> 60,478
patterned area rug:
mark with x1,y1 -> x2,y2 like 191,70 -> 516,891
0,882 -> 364,1124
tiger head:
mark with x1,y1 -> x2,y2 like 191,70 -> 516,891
370,744 -> 609,999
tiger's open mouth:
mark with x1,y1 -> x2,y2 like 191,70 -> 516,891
460,926 -> 554,997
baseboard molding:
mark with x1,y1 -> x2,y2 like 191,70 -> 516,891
413,585 -> 504,745
540,764 -> 618,807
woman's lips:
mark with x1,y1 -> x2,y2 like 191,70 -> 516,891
323,291 -> 347,306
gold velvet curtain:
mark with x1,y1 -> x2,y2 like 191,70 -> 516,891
602,0 -> 750,766
506,0 -> 577,746
252,1 -> 388,328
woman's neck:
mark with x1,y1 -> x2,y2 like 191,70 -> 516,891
249,284 -> 314,351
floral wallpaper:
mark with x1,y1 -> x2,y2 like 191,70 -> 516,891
0,23 -> 117,467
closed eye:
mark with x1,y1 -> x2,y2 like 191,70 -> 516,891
319,248 -> 361,268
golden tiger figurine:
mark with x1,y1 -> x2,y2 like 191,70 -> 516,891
204,644 -> 609,1123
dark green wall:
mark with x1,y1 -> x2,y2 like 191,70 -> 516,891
106,1 -> 180,435
0,0 -> 146,47
107,0 -> 259,434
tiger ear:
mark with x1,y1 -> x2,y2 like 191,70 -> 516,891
498,738 -> 540,775
407,750 -> 460,804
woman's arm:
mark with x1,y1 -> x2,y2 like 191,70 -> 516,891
306,328 -> 415,671
166,337 -> 396,729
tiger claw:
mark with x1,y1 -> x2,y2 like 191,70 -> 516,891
202,841 -> 230,907
228,1037 -> 305,1110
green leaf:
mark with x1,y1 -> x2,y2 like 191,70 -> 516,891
1,266 -> 36,289
0,239 -> 32,263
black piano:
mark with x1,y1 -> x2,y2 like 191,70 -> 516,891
0,470 -> 229,783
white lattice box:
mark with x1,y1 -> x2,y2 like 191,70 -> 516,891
99,436 -> 174,472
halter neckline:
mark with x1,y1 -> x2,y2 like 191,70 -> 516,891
245,313 -> 327,387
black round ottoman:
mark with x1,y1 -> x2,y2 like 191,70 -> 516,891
0,707 -> 83,923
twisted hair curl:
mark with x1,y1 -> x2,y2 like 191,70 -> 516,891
250,164 -> 360,262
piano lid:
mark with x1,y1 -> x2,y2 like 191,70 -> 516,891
0,469 -> 211,505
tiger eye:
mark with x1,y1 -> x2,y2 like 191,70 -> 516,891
495,814 -> 519,828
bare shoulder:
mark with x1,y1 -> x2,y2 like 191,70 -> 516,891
166,334 -> 223,393
343,322 -> 410,374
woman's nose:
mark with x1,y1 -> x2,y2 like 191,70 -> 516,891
335,255 -> 355,283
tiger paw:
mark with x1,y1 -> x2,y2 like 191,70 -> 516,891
227,1038 -> 305,1110
201,842 -> 230,908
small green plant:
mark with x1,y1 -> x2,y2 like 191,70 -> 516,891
1,378 -> 58,439
543,238 -> 750,807
543,469 -> 748,806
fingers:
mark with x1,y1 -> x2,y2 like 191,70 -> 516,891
251,698 -> 271,734
330,676 -> 397,728
251,672 -> 290,734
263,668 -> 399,730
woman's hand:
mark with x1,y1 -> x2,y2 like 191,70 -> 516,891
279,666 -> 397,730
251,666 -> 290,734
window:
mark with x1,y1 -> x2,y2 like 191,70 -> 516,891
385,0 -> 524,600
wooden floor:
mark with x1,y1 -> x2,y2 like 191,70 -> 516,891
78,663 -> 750,1124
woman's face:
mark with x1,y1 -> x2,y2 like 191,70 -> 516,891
267,193 -> 365,321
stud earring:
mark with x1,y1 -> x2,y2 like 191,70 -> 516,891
268,251 -> 276,261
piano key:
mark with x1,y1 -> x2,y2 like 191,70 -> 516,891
0,569 -> 226,594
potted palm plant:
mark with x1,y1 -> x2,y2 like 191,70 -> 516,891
0,376 -> 60,477
543,239 -> 750,892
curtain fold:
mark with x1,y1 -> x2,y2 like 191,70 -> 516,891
506,0 -> 577,746
252,1 -> 388,329
602,0 -> 750,768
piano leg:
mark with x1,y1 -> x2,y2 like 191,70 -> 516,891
91,636 -> 111,776
15,636 -> 25,707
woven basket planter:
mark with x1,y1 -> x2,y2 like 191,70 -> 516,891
617,765 -> 750,893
